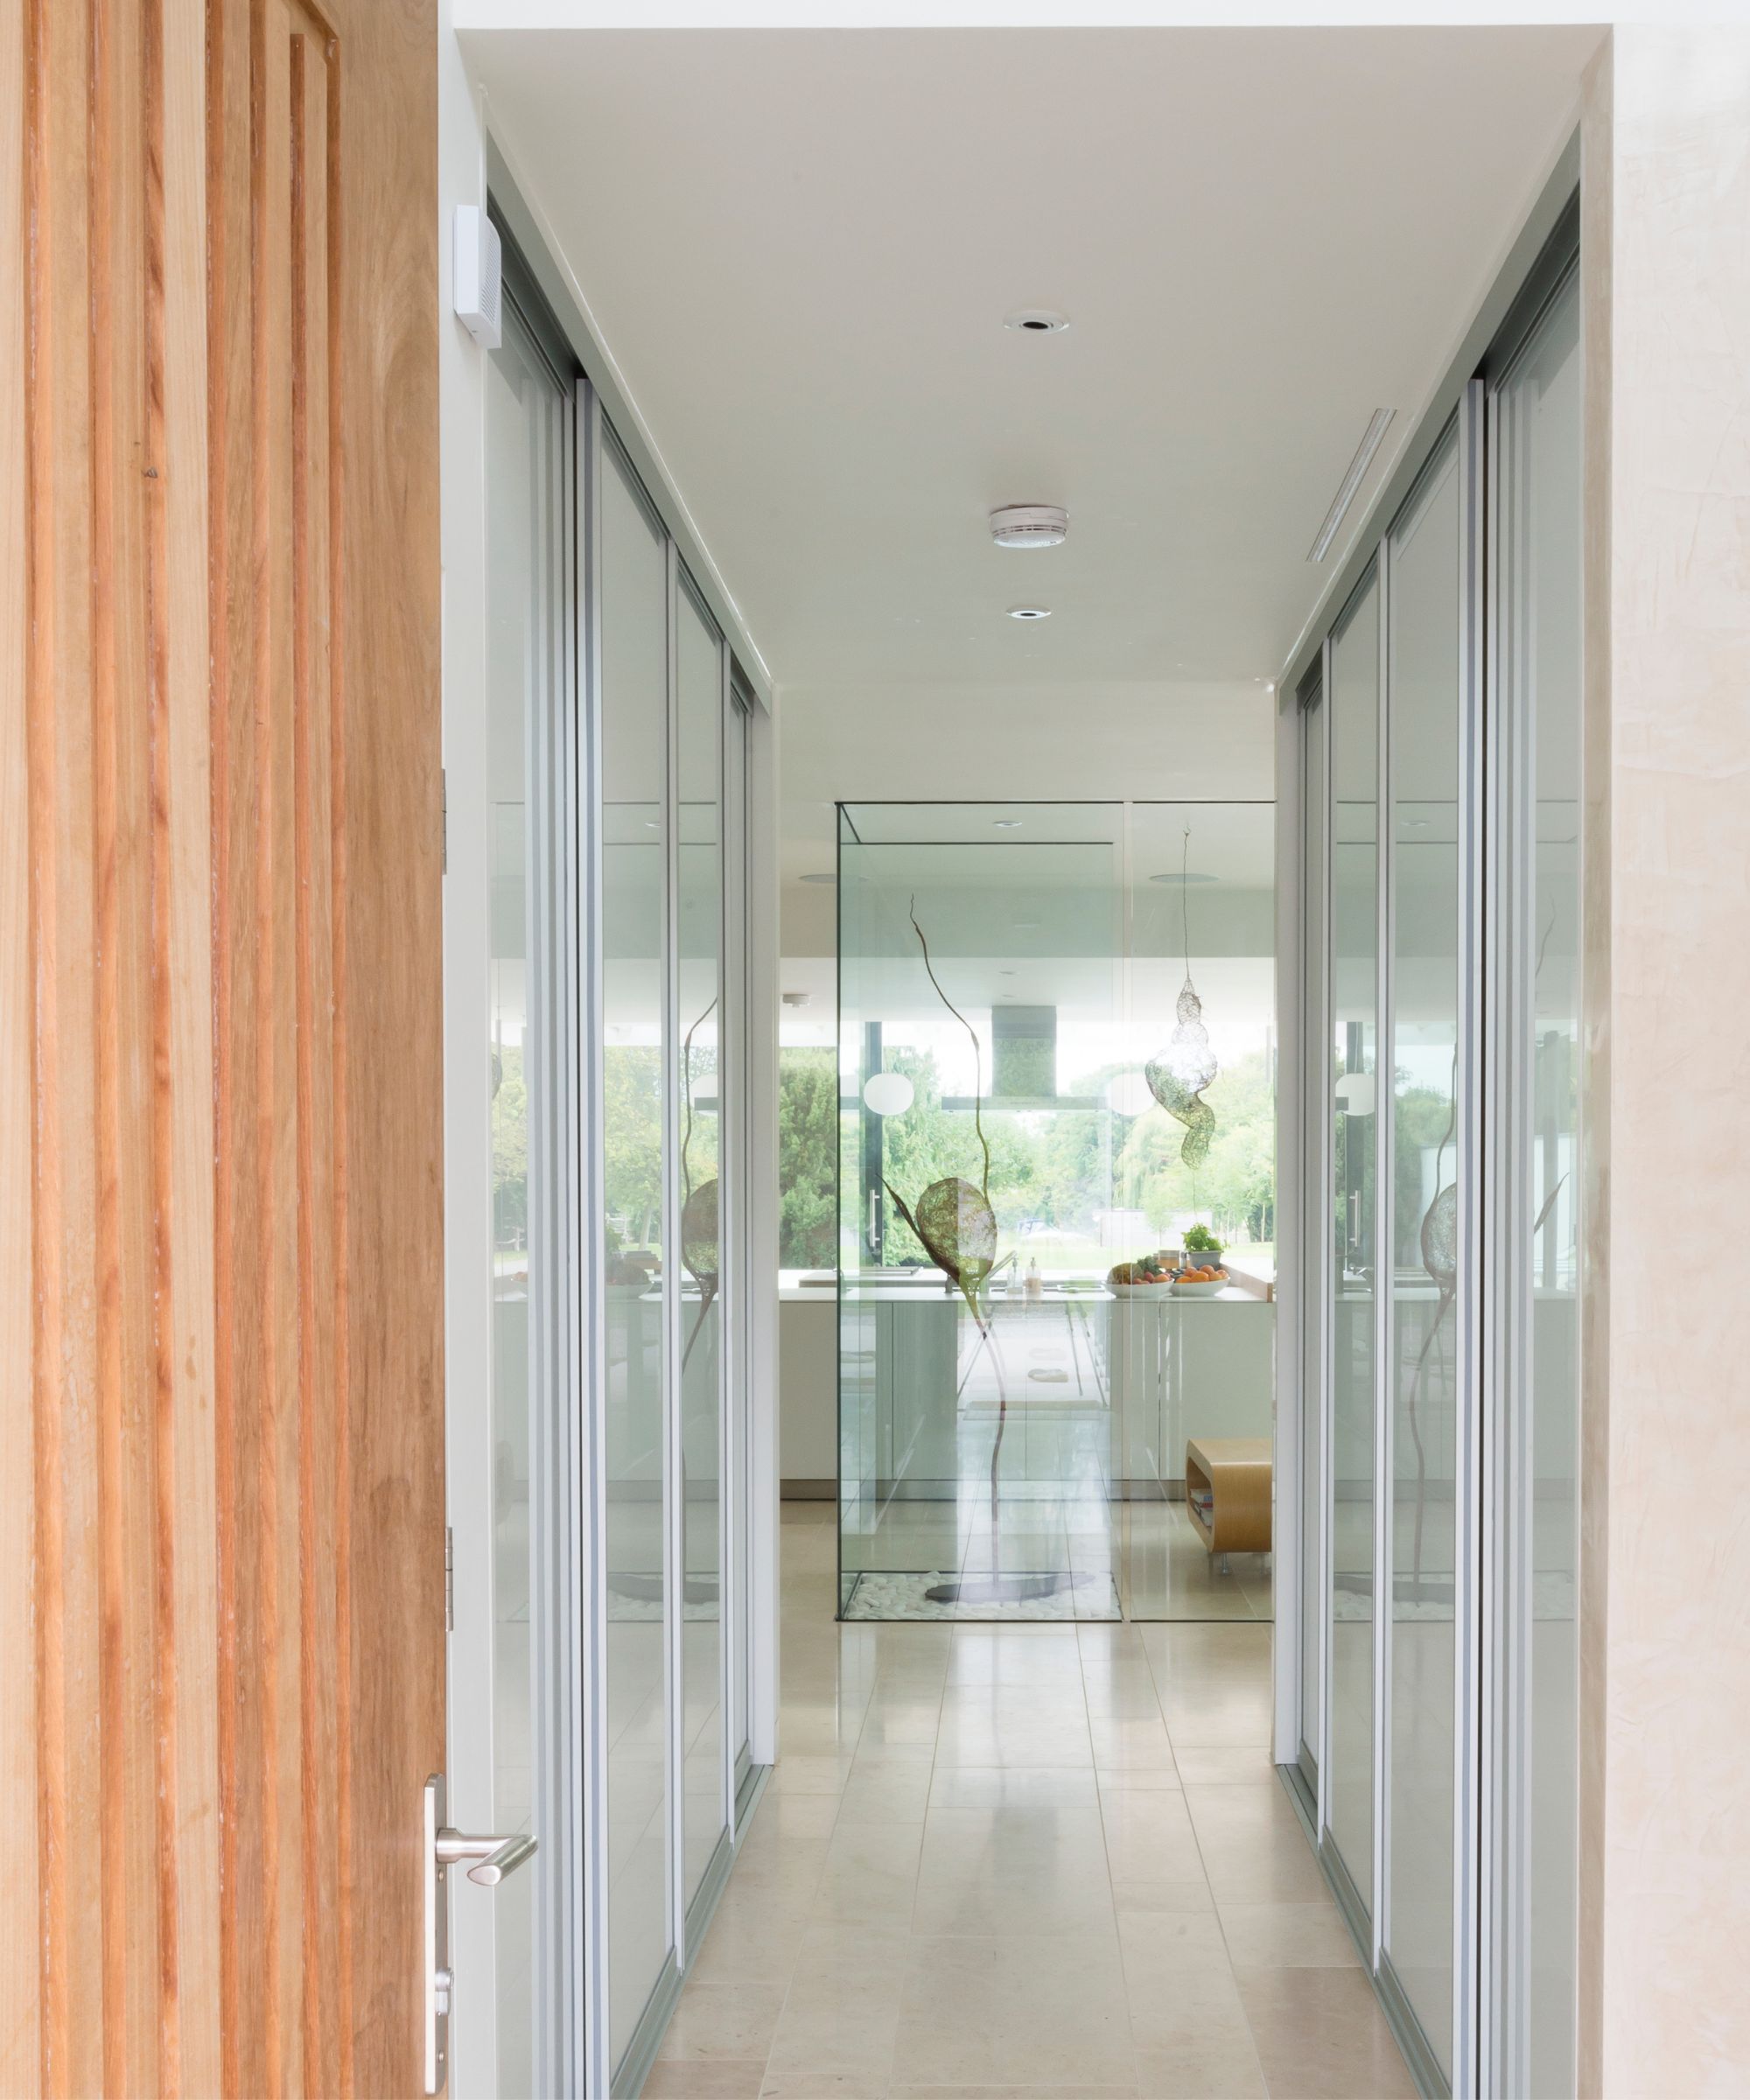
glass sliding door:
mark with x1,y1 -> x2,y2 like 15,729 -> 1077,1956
1326,570 -> 1381,1920
1298,683 -> 1328,1784
585,399 -> 763,2090
598,432 -> 674,2077
674,572 -> 727,1917
1289,215 -> 1580,2100
722,686 -> 754,1801
1383,424 -> 1464,2079
477,288 -> 577,2094
1491,264 -> 1581,2099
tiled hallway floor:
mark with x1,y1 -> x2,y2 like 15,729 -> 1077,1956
648,1505 -> 1415,2100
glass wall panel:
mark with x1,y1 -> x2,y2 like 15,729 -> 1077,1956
1385,428 -> 1461,2076
483,298 -> 567,2094
676,579 -> 726,1909
1300,697 -> 1326,1774
723,695 -> 753,1788
1495,270 -> 1581,2098
598,439 -> 673,2074
836,802 -> 1275,1623
1327,575 -> 1380,1908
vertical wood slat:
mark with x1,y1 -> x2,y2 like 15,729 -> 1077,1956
0,0 -> 39,2093
3,0 -> 442,2091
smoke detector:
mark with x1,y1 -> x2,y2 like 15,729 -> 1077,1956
989,504 -> 1068,550
781,990 -> 813,1009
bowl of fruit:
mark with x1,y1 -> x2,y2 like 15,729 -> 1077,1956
1107,1252 -> 1178,1298
1172,1263 -> 1228,1298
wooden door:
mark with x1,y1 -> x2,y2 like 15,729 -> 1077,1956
1,0 -> 444,2093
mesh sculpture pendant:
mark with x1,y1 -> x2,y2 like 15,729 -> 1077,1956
1145,976 -> 1219,1169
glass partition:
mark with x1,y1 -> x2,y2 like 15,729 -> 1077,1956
1290,220 -> 1581,2096
598,438 -> 672,2073
836,802 -> 1275,1623
1494,264 -> 1581,2100
675,578 -> 725,1915
1328,570 -> 1382,1917
1384,425 -> 1462,2078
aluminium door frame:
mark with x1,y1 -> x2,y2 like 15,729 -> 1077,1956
1272,678 -> 1310,1775
578,378 -> 613,2100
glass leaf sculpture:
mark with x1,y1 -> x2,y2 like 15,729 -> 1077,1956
887,1174 -> 997,1317
682,1176 -> 719,1291
681,1175 -> 719,1371
1145,976 -> 1219,1169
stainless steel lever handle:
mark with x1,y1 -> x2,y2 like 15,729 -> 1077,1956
424,1775 -> 540,2092
435,1825 -> 538,1886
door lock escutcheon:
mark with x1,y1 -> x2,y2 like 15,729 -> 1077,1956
424,1774 -> 538,2094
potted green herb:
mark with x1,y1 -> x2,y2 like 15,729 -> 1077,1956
1182,1222 -> 1224,1266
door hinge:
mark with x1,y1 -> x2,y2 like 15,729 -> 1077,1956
444,1525 -> 454,1632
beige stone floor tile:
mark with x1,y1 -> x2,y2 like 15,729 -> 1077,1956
1097,1764 -> 1184,1792
1100,1786 -> 1203,1881
780,1706 -> 872,1757
836,1757 -> 935,1824
761,2074 -> 890,2100
891,2087 -> 1137,2099
656,1979 -> 788,2063
948,1629 -> 1086,1686
1157,1683 -> 1275,1749
928,1764 -> 1100,1810
934,1704 -> 1095,1768
1111,1875 -> 1217,1914
1088,1714 -> 1180,1768
856,1700 -> 943,1751
1082,1671 -> 1169,1721
673,1502 -> 1410,2100
1233,1965 -> 1418,2098
1214,1900 -> 1361,1969
1118,1908 -> 1235,1984
1172,1746 -> 1278,1785
1135,2033 -> 1268,2099
914,1805 -> 1117,1938
770,1753 -> 856,1795
688,1879 -> 817,1984
811,1819 -> 923,1924
893,1935 -> 1134,2089
763,1928 -> 908,2086
742,1791 -> 843,1842
1182,1786 -> 1332,1905
1121,1945 -> 1252,2056
644,2062 -> 769,2097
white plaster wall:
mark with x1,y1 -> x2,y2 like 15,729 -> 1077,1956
1581,26 -> 1750,2095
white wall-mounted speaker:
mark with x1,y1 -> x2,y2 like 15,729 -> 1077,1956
453,205 -> 502,351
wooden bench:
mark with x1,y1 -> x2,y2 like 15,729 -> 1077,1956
1185,1435 -> 1272,1566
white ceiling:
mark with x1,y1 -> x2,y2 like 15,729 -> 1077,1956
465,24 -> 1598,691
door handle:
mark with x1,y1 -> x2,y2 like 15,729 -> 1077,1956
424,1774 -> 539,2093
436,1824 -> 538,1886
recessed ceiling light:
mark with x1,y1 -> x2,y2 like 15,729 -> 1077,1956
993,819 -> 1024,830
1008,606 -> 1051,620
799,872 -> 836,885
1004,308 -> 1069,334
1150,870 -> 1217,885
990,504 -> 1068,550
998,970 -> 1018,977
